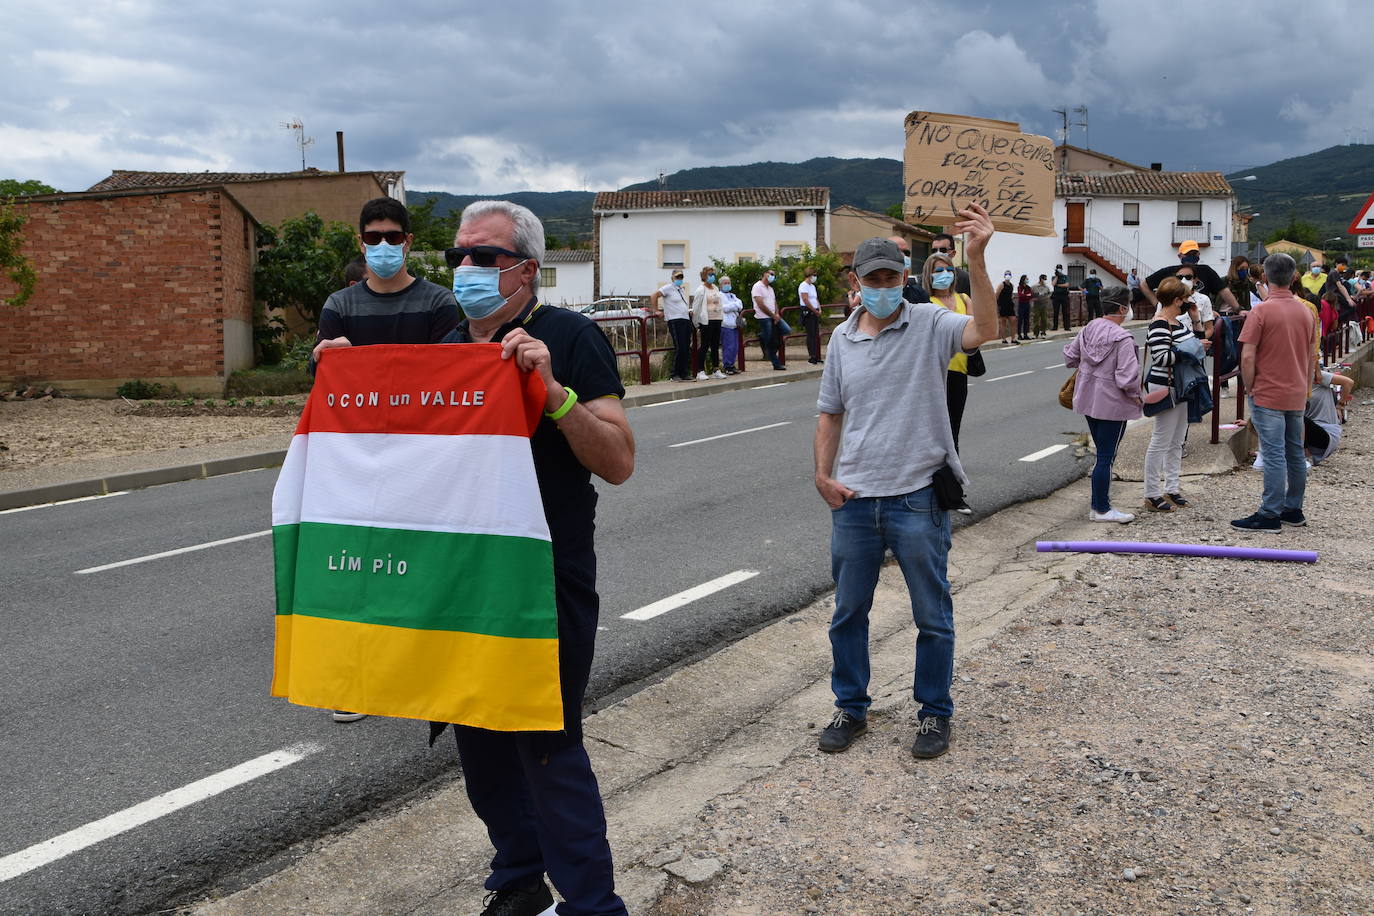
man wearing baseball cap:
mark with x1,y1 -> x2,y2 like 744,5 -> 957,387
812,202 -> 997,760
1142,240 -> 1240,313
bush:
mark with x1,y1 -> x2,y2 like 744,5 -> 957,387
279,336 -> 316,372
227,366 -> 313,397
116,379 -> 167,400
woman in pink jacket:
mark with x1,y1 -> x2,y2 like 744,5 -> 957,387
1063,286 -> 1142,523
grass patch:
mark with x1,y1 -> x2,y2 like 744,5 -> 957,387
227,366 -> 313,397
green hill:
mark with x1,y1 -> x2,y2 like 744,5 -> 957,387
1227,144 -> 1374,245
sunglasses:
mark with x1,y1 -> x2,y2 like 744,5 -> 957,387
1176,273 -> 1195,280
932,246 -> 954,254
443,245 -> 525,268
361,230 -> 407,245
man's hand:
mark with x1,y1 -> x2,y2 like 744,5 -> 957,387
815,474 -> 855,509
499,327 -> 558,406
312,336 -> 352,362
952,201 -> 994,257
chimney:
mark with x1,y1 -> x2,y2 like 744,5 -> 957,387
336,131 -> 346,172
1150,162 -> 1163,171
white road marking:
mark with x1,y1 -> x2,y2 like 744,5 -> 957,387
1019,443 -> 1070,462
633,399 -> 687,409
0,491 -> 129,515
75,530 -> 271,575
669,422 -> 790,448
1127,417 -> 1150,428
984,370 -> 1034,382
1043,363 -> 1068,370
0,743 -> 321,884
750,383 -> 787,390
621,570 -> 760,621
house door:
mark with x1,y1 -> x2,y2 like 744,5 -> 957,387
1066,202 -> 1085,244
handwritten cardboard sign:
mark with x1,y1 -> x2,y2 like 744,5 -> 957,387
903,111 -> 1056,237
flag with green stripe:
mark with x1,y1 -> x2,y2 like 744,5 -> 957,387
270,343 -> 561,731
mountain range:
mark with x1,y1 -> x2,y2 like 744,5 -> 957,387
409,145 -> 1374,248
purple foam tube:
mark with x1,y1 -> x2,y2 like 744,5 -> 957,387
1035,540 -> 1317,563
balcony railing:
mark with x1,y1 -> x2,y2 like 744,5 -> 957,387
1172,222 -> 1211,245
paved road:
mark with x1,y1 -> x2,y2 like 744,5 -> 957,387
0,333 -> 1130,915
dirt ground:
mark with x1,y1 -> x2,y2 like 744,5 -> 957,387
652,417 -> 1374,915
0,398 -> 300,473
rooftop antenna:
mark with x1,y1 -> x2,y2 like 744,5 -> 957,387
1051,108 -> 1068,145
1072,106 -> 1089,149
280,119 -> 315,170
657,170 -> 667,190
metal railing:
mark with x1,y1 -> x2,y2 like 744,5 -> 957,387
1062,227 -> 1154,280
1172,222 -> 1210,245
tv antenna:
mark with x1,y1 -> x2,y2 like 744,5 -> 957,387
1052,107 -> 1090,147
280,119 -> 315,170
657,170 -> 667,190
1073,106 -> 1089,149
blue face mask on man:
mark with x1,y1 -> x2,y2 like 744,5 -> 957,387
860,284 -> 904,319
452,261 -> 528,319
364,242 -> 406,279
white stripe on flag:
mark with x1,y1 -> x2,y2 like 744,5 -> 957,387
272,432 -> 550,542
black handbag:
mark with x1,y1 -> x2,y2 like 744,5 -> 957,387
965,349 -> 987,377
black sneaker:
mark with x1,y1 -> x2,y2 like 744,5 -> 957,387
910,715 -> 951,759
818,709 -> 866,753
1279,509 -> 1307,527
1230,512 -> 1281,532
480,881 -> 554,916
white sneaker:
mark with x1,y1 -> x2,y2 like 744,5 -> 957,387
331,710 -> 366,723
1252,455 -> 1263,470
695,371 -> 709,381
710,370 -> 726,379
1090,508 -> 1135,523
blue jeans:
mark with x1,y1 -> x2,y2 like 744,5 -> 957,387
829,485 -> 954,721
1250,401 -> 1306,517
757,316 -> 782,368
1085,417 -> 1126,513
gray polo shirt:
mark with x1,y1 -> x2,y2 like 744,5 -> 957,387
817,302 -> 971,497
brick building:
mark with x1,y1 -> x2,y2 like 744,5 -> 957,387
0,186 -> 257,396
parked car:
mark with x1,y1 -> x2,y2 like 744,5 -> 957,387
578,298 -> 648,322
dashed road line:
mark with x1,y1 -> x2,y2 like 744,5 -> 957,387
1019,443 -> 1070,462
621,570 -> 760,621
75,530 -> 271,575
669,422 -> 791,448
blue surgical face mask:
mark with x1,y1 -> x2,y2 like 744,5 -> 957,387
903,255 -> 912,271
364,242 -> 406,279
707,273 -> 716,284
931,269 -> 956,290
452,261 -> 528,319
1311,265 -> 1322,274
860,284 -> 904,319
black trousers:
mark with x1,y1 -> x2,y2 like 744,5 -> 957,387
1016,302 -> 1031,338
1086,296 -> 1102,320
946,369 -> 968,452
667,318 -> 692,379
698,320 -> 722,371
1051,295 -> 1070,330
801,310 -> 821,361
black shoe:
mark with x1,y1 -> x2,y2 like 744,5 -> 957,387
773,364 -> 786,370
1230,512 -> 1281,532
1165,493 -> 1190,509
818,709 -> 866,753
1279,509 -> 1307,527
910,715 -> 951,759
480,881 -> 554,916
1143,496 -> 1174,513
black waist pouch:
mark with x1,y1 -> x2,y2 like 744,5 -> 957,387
931,465 -> 965,511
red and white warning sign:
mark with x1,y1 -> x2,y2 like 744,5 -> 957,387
1347,191 -> 1374,234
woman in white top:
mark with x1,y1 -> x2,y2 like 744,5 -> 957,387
692,266 -> 726,379
719,274 -> 743,374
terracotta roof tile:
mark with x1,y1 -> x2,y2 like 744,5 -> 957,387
87,169 -> 403,191
1057,170 -> 1232,198
542,248 -> 593,263
593,187 -> 828,211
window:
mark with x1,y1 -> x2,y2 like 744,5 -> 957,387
659,241 -> 687,269
782,210 -> 799,225
1177,201 -> 1202,226
735,253 -> 757,264
777,243 -> 804,260
539,267 -> 557,288
1123,203 -> 1140,226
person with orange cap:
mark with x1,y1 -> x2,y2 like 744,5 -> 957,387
1142,240 -> 1240,314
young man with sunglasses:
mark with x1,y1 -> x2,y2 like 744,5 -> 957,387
436,200 -> 635,916
312,197 -> 459,368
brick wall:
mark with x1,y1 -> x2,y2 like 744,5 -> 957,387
0,189 -> 256,396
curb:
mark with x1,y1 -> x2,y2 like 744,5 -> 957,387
0,450 -> 289,512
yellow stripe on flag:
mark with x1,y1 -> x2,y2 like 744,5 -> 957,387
271,615 -> 563,732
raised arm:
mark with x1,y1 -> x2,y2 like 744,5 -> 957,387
954,202 -> 998,349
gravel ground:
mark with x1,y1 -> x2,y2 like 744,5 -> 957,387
0,399 -> 300,473
652,413 -> 1374,916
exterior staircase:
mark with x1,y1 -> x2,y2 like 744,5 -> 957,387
1063,228 -> 1153,283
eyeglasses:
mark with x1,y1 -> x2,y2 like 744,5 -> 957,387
443,245 -> 525,268
361,230 -> 407,246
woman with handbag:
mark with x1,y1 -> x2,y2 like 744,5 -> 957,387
1141,277 -> 1196,512
1062,286 -> 1141,522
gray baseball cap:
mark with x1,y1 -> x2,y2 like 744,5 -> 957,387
853,237 -> 906,278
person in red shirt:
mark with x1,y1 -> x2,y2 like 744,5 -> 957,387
1231,252 -> 1319,532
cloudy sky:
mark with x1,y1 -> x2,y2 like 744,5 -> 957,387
3,0 -> 1366,194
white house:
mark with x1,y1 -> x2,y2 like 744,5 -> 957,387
978,147 -> 1235,289
539,248 -> 594,307
592,188 -> 830,299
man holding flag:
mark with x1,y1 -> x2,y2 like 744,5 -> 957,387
437,200 -> 635,916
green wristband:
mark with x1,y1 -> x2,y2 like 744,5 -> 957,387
545,386 -> 578,421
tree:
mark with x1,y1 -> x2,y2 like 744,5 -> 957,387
254,211 -> 358,332
407,198 -> 460,251
0,201 -> 37,308
1264,214 -> 1322,248
0,179 -> 57,198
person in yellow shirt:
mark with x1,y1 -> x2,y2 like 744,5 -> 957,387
1300,262 -> 1327,298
